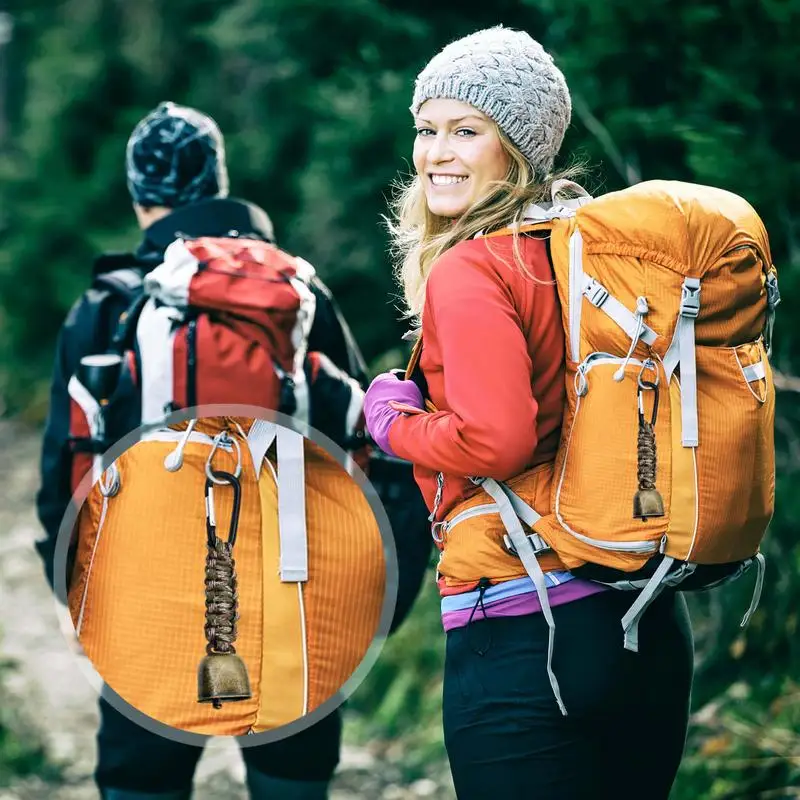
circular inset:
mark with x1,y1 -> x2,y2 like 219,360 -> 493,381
53,405 -> 398,745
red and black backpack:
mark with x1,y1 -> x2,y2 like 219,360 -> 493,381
66,235 -> 366,492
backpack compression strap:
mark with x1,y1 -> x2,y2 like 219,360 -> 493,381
247,419 -> 308,583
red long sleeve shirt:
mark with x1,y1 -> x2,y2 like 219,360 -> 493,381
388,233 -> 566,521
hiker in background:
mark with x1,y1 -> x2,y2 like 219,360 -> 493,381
35,101 -> 431,800
364,27 -> 695,799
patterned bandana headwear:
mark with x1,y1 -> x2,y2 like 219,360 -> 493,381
125,101 -> 230,208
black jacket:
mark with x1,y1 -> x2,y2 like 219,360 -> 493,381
35,198 -> 369,588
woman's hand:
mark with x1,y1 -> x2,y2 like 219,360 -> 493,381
364,372 -> 424,457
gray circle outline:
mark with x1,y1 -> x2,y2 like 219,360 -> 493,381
52,403 -> 400,748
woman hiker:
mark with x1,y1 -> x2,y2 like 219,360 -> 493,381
364,26 -> 694,800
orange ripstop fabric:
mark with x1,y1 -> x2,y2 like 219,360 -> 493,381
529,181 -> 777,570
68,419 -> 385,735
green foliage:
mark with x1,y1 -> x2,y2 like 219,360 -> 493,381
2,0 -> 798,400
673,680 -> 800,799
0,673 -> 55,785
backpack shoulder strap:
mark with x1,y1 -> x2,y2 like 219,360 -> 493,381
93,266 -> 145,303
404,333 -> 423,380
481,184 -> 593,239
402,333 -> 437,413
89,264 -> 147,353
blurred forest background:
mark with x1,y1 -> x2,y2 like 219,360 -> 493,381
0,0 -> 798,798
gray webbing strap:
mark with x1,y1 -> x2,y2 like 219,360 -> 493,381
742,361 -> 766,383
496,483 -> 550,553
662,278 -> 701,447
620,556 -> 675,652
247,419 -> 278,478
481,477 -> 567,715
276,426 -> 308,583
740,552 -> 766,628
582,276 -> 658,346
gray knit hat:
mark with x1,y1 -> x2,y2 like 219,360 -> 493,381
411,26 -> 572,178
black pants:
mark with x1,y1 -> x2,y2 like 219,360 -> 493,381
443,590 -> 694,800
95,697 -> 341,793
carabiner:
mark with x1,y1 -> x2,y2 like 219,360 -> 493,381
205,470 -> 242,549
430,520 -> 446,545
636,358 -> 660,390
637,379 -> 660,427
205,431 -> 242,485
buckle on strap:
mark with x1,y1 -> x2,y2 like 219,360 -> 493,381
480,477 -> 566,716
679,278 -> 701,318
583,277 -> 609,308
503,532 -> 550,557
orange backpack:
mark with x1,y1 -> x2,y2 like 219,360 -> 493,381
69,416 -> 386,735
407,180 -> 779,712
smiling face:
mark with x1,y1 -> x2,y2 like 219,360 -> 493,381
412,98 -> 511,218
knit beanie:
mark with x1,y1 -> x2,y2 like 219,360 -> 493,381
125,101 -> 230,208
411,26 -> 572,178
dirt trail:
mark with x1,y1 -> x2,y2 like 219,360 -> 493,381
0,420 -> 455,799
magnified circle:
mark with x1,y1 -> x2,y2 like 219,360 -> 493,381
52,404 -> 399,747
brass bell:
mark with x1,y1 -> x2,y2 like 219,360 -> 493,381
197,652 -> 252,709
633,488 -> 665,521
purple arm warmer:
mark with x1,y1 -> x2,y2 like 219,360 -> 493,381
364,372 -> 424,457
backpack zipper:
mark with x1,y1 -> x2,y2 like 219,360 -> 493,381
444,502 -> 500,533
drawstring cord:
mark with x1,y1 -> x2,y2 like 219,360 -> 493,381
164,419 -> 198,471
614,296 -> 649,381
466,577 -> 492,656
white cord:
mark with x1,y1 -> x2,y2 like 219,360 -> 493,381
163,418 -> 198,471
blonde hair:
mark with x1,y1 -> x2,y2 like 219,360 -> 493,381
387,124 -> 581,319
